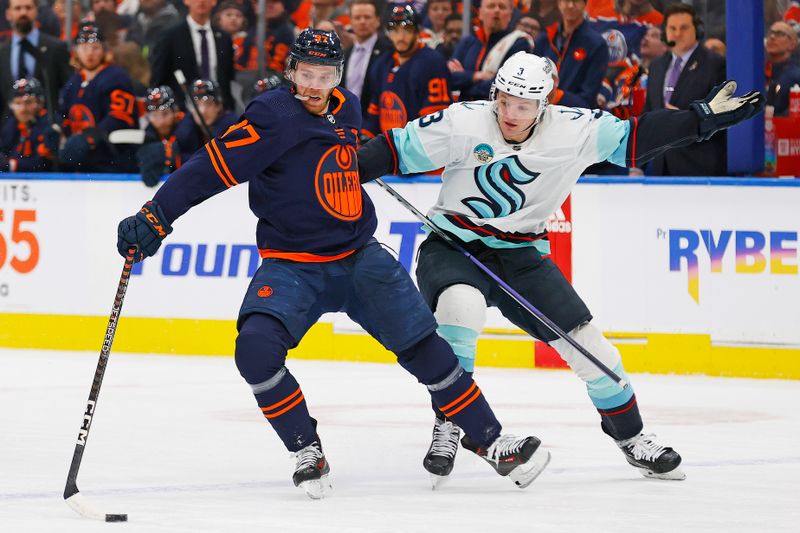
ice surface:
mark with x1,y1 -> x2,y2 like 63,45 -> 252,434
1,349 -> 798,532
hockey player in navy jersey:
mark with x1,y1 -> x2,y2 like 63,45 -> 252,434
188,79 -> 238,141
57,21 -> 138,172
0,78 -> 54,172
362,5 -> 452,138
136,86 -> 199,187
116,29 -> 550,499
358,51 -> 765,485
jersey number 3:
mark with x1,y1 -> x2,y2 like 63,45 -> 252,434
418,110 -> 444,128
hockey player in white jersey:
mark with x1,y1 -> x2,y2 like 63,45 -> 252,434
357,51 -> 764,485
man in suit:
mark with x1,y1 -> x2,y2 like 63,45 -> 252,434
644,2 -> 726,176
0,0 -> 71,127
342,0 -> 392,120
150,0 -> 235,111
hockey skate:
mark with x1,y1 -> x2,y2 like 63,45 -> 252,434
461,434 -> 550,489
616,433 -> 686,480
423,417 -> 461,489
292,441 -> 332,499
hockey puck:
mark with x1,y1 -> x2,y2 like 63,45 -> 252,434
105,514 -> 128,522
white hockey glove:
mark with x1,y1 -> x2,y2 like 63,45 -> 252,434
690,80 -> 765,141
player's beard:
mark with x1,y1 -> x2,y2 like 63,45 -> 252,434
15,17 -> 33,35
396,34 -> 418,58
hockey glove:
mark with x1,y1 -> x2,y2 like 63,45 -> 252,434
136,142 -> 168,187
59,133 -> 92,166
117,201 -> 173,263
690,80 -> 766,141
42,124 -> 61,154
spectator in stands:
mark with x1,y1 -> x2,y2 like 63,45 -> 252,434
214,0 -> 247,67
703,37 -> 725,58
516,13 -> 542,41
638,24 -> 667,70
57,21 -> 139,172
237,0 -> 294,73
644,2 -> 726,176
150,0 -> 235,110
534,0 -> 608,108
449,0 -> 532,101
766,20 -> 800,115
310,0 -> 349,29
421,0 -> 452,49
616,0 -> 662,25
597,28 -> 642,119
52,0 -> 83,41
0,78 -> 54,172
343,0 -> 393,118
0,0 -> 71,127
529,0 -> 561,28
363,5 -> 451,136
137,85 -> 196,186
126,0 -> 181,54
435,13 -> 462,59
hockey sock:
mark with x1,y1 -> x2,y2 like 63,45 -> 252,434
398,332 -> 500,446
597,394 -> 643,441
235,313 -> 317,452
551,323 -> 643,440
431,371 -> 473,420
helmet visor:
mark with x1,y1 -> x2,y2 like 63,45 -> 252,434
287,62 -> 342,90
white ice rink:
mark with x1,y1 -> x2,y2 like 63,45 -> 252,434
1,348 -> 798,533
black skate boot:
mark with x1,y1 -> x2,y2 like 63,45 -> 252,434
461,434 -> 550,489
423,416 -> 461,489
292,441 -> 332,499
616,433 -> 685,480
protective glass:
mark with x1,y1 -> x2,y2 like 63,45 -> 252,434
286,62 -> 342,90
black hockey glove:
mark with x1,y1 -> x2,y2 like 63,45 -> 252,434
117,201 -> 173,263
690,80 -> 766,141
42,124 -> 61,155
136,142 -> 168,187
59,133 -> 92,166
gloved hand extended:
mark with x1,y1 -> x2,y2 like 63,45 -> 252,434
690,80 -> 766,141
117,201 -> 173,263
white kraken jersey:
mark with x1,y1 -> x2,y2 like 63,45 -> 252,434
389,100 -> 631,250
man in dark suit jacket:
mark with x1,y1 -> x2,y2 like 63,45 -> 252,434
644,3 -> 726,176
0,0 -> 71,127
150,0 -> 235,110
342,0 -> 393,119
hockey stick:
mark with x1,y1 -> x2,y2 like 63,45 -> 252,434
64,249 -> 136,522
173,69 -> 214,142
374,179 -> 627,389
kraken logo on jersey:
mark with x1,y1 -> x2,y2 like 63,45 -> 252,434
315,144 -> 362,221
462,156 -> 540,218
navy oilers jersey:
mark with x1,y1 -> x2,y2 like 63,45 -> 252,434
153,86 -> 377,260
363,44 -> 452,137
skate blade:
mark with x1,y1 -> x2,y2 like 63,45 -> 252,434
639,466 -> 686,481
299,475 -> 332,499
429,473 -> 450,490
509,448 -> 551,489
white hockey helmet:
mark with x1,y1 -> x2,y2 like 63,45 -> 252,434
491,52 -> 556,105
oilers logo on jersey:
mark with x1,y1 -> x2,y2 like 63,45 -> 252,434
315,144 -> 361,221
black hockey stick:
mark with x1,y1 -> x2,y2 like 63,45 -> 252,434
64,249 -> 136,522
374,179 -> 628,389
173,69 -> 214,142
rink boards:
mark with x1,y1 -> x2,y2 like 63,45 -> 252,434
0,174 -> 798,379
